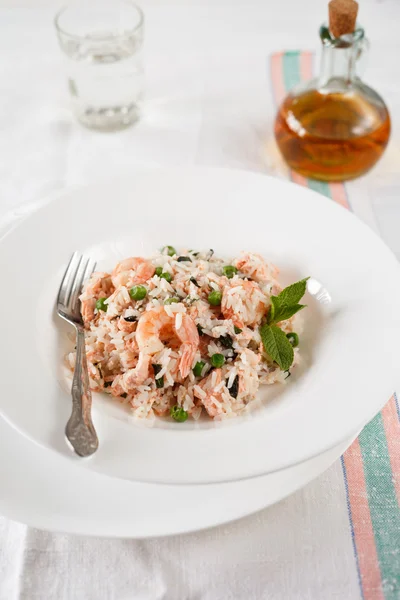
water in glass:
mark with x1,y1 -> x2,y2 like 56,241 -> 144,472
65,34 -> 144,130
55,1 -> 144,131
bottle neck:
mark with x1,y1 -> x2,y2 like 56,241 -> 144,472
318,25 -> 366,90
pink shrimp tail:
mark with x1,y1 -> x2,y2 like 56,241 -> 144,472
176,313 -> 199,378
179,344 -> 195,378
122,354 -> 150,391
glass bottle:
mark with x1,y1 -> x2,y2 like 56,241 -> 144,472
274,25 -> 391,181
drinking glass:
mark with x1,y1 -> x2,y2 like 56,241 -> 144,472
55,0 -> 144,131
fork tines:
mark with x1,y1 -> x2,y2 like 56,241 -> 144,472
57,252 -> 97,311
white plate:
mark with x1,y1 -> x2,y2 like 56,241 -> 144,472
0,414 -> 356,537
0,167 -> 399,484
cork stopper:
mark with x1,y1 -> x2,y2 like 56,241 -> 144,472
329,0 -> 359,38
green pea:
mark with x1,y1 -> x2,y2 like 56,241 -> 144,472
286,332 -> 299,348
234,326 -> 242,334
163,246 -> 177,257
222,265 -> 238,279
129,285 -> 147,301
155,266 -> 163,276
165,297 -> 180,305
95,297 -> 108,312
208,290 -> 222,306
193,361 -> 206,377
210,353 -> 225,368
170,405 -> 188,422
160,272 -> 172,283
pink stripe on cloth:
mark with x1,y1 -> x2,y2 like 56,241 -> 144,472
291,172 -> 308,186
270,52 -> 287,107
299,51 -> 313,80
381,396 -> 400,506
342,439 -> 385,600
270,50 -> 385,599
277,50 -> 351,208
329,183 -> 350,209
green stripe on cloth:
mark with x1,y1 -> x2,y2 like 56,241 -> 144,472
282,52 -> 301,91
280,49 -> 400,600
359,415 -> 400,599
307,179 -> 332,199
281,53 -> 333,200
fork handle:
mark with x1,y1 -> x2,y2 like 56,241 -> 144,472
65,327 -> 99,457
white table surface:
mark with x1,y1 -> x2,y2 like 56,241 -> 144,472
1,0 -> 400,598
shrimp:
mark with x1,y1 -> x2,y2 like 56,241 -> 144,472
80,272 -> 114,327
117,316 -> 137,333
120,353 -> 151,391
195,369 -> 228,418
233,252 -> 279,283
221,280 -> 268,328
152,389 -> 173,416
136,306 -> 199,378
124,335 -> 139,354
117,307 -> 199,393
81,300 -> 96,327
178,313 -> 200,377
111,257 -> 155,288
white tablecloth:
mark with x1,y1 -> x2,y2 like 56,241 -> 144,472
1,1 -> 400,598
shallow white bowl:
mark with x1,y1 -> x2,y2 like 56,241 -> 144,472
0,167 -> 399,484
0,414 -> 357,538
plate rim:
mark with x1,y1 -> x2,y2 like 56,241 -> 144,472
0,414 -> 357,538
0,166 -> 399,484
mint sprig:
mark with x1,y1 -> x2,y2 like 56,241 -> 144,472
269,296 -> 306,325
275,277 -> 309,307
260,277 -> 309,371
268,277 -> 309,325
260,324 -> 294,372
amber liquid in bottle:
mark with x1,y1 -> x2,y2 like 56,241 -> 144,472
275,88 -> 391,181
275,25 -> 391,182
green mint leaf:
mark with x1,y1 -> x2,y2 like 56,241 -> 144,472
270,303 -> 306,324
267,277 -> 309,325
277,277 -> 309,306
259,324 -> 294,371
267,296 -> 278,324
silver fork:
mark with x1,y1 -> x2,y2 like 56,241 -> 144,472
57,252 -> 99,457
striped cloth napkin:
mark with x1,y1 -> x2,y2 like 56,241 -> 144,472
270,51 -> 400,600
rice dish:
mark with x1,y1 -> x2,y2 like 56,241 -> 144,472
66,247 -> 305,421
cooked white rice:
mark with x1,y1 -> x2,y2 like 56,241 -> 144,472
68,248 -> 302,421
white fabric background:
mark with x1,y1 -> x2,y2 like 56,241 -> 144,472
0,0 -> 399,598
